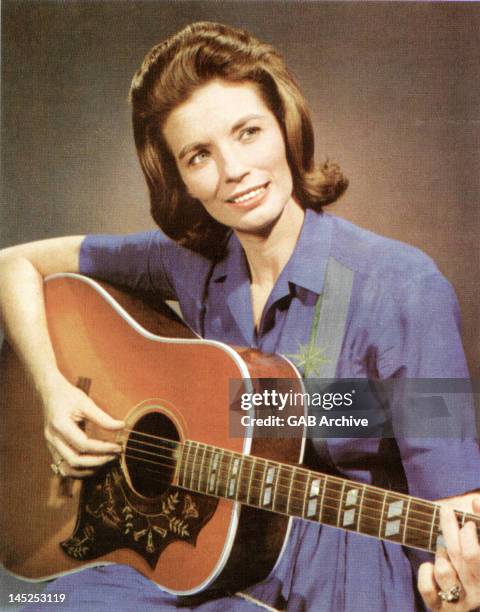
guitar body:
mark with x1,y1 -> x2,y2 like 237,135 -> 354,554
0,274 -> 304,598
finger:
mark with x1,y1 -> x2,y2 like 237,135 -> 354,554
459,521 -> 480,577
58,464 -> 96,479
472,496 -> 480,515
81,400 -> 124,431
418,562 -> 441,610
434,547 -> 460,592
440,505 -> 461,561
47,446 -> 97,479
48,419 -> 122,454
52,436 -> 119,470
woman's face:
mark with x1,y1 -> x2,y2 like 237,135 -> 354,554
163,79 -> 298,235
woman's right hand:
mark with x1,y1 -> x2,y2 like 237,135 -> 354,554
42,372 -> 125,478
0,236 -> 126,478
0,238 -> 125,477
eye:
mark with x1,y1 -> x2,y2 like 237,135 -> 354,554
239,126 -> 261,141
188,149 -> 210,167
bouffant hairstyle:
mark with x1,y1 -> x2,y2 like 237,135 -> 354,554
129,21 -> 348,259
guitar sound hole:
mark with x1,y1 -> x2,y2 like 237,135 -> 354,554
125,411 -> 179,499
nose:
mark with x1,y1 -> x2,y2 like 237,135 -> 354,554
219,145 -> 249,183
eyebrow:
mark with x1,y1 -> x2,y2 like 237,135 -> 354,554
177,113 -> 266,161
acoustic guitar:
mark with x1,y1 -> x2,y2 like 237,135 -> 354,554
1,274 -> 478,601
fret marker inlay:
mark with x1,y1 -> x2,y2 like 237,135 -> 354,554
346,489 -> 359,507
387,500 -> 403,518
385,519 -> 401,537
307,478 -> 321,518
343,509 -> 355,526
310,479 -> 320,497
262,466 -> 275,506
208,452 -> 221,493
229,458 -> 240,497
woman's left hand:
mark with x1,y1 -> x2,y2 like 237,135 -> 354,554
418,495 -> 480,611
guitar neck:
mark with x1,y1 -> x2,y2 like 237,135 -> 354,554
177,440 -> 479,554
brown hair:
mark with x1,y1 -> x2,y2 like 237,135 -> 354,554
129,21 -> 348,259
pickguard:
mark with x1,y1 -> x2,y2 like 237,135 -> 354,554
61,465 -> 218,569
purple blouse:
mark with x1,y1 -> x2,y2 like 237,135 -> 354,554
30,210 -> 480,611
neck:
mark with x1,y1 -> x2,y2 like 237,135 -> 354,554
235,199 -> 305,286
179,439 -> 480,555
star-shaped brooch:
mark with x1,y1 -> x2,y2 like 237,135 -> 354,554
286,342 -> 330,377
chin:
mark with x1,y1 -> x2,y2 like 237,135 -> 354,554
233,207 -> 286,237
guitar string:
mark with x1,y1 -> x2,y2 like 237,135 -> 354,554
125,436 -> 443,531
123,427 -> 446,515
125,435 -> 440,525
124,428 -> 443,517
123,430 -> 476,531
124,430 -> 476,530
120,443 -> 479,539
121,450 -> 479,545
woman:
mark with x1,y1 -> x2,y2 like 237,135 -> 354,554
0,22 -> 479,611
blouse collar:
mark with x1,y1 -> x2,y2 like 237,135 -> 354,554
211,208 -> 333,297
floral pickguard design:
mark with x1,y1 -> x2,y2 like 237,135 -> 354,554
61,465 -> 218,569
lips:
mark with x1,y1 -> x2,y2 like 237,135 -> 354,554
226,182 -> 270,205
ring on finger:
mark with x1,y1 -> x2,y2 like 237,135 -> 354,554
438,584 -> 462,603
50,457 -> 65,476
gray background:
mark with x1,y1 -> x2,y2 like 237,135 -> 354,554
3,1 -> 479,377
2,1 -> 479,374
1,2 -> 480,605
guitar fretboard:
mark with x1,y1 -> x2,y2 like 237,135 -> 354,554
177,440 -> 479,553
